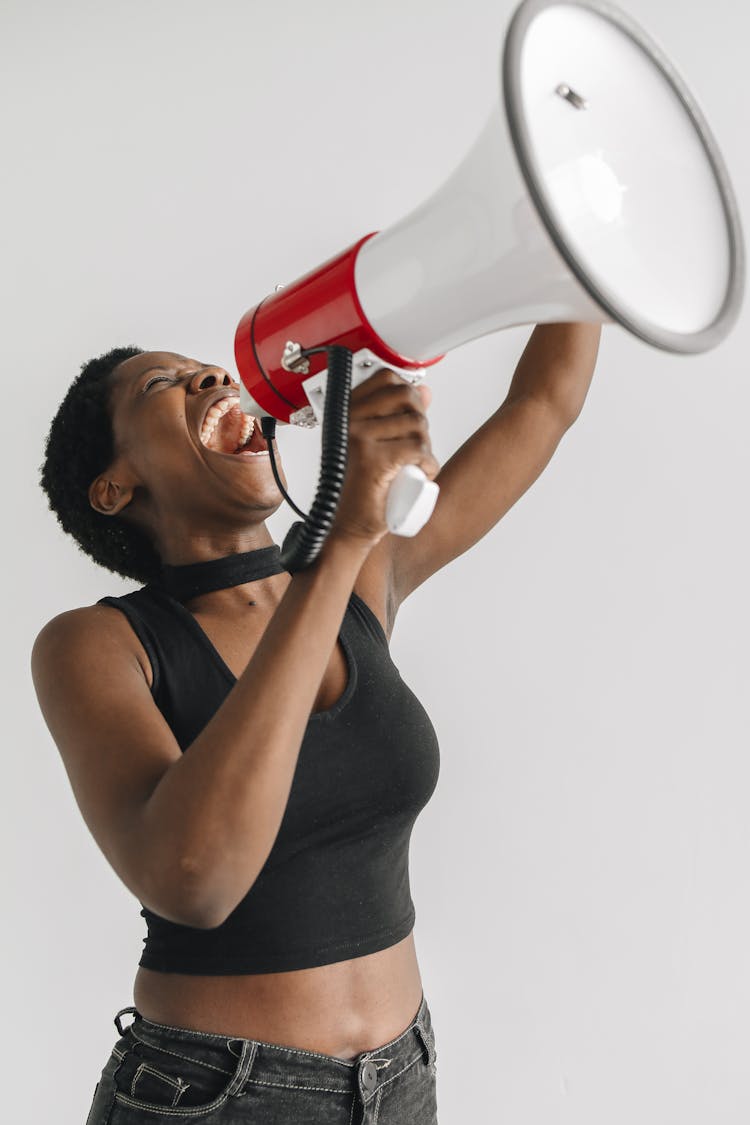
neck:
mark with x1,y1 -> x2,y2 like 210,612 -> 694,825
155,526 -> 278,568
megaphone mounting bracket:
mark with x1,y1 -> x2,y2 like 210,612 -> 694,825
292,345 -> 427,429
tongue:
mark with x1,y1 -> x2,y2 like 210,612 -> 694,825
208,405 -> 244,453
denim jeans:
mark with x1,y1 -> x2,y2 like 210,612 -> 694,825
84,993 -> 438,1124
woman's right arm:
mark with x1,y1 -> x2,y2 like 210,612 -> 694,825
31,370 -> 439,930
33,532 -> 371,931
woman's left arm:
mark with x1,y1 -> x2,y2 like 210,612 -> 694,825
391,322 -> 602,602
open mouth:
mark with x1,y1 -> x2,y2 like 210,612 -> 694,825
199,396 -> 270,456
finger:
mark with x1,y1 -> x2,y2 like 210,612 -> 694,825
416,383 -> 432,409
415,450 -> 441,481
350,367 -> 410,404
350,412 -> 430,444
350,383 -> 428,421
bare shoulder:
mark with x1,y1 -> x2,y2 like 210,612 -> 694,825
32,601 -> 153,692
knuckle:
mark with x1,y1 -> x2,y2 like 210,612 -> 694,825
398,402 -> 427,423
402,384 -> 423,404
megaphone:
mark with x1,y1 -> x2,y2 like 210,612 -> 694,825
235,0 -> 744,572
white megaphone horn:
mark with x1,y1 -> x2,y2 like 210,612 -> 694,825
234,0 -> 744,571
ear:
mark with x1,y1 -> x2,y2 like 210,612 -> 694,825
88,465 -> 136,517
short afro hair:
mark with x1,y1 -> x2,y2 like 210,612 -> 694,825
40,345 -> 162,585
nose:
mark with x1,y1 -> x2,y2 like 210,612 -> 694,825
189,368 -> 234,393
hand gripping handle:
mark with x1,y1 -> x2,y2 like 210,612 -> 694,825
299,346 -> 440,538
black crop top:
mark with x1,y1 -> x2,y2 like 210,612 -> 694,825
97,585 -> 440,974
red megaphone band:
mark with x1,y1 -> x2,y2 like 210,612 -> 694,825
234,232 -> 443,423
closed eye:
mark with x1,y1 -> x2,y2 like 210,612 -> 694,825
142,374 -> 176,392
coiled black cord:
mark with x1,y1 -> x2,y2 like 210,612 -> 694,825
260,344 -> 353,574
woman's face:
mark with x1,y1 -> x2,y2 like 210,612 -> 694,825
91,350 -> 285,545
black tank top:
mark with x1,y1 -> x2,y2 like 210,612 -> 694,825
97,585 -> 440,974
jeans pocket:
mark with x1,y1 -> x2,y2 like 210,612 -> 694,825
111,1032 -> 256,1118
129,1059 -> 189,1107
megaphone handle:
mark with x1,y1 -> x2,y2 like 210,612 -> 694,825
386,464 -> 440,537
299,346 -> 439,537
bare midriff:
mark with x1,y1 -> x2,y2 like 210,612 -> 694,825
132,931 -> 423,1061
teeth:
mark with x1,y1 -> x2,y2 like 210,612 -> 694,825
238,414 -> 253,449
199,396 -> 255,449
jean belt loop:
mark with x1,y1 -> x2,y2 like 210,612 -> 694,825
414,1019 -> 436,1067
114,1006 -> 139,1036
225,1039 -> 259,1098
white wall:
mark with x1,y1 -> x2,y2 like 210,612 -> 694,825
3,1 -> 748,1121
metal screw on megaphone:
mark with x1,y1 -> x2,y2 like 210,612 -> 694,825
281,340 -> 310,374
555,84 -> 588,110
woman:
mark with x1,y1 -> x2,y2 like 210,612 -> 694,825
33,324 -> 600,1124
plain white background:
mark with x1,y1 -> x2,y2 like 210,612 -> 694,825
3,1 -> 748,1121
